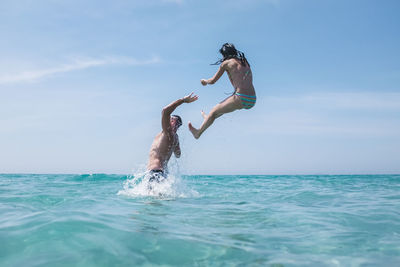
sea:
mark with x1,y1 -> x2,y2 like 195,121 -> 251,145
1,173 -> 399,266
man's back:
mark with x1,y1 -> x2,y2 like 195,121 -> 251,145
147,131 -> 178,170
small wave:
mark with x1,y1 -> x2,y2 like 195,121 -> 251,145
117,171 -> 199,199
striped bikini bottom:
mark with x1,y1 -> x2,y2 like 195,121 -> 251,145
235,92 -> 256,109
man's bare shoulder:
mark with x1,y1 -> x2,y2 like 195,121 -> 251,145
161,128 -> 174,139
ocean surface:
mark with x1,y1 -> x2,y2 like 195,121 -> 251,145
1,173 -> 399,266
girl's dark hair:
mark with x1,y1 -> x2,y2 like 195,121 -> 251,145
212,43 -> 250,67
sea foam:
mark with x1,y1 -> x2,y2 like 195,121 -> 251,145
117,170 -> 199,199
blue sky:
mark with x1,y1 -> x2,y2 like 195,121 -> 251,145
0,0 -> 399,174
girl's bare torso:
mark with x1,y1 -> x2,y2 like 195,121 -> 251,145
223,58 -> 256,96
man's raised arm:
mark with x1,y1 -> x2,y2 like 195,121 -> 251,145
161,92 -> 198,133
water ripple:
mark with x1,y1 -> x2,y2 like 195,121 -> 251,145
0,174 -> 399,266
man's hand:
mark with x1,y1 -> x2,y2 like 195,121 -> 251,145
182,92 -> 199,103
200,79 -> 208,86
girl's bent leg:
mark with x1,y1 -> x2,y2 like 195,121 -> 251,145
189,95 -> 242,139
201,110 -> 207,119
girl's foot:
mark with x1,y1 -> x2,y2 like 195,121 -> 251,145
188,122 -> 200,139
201,110 -> 207,119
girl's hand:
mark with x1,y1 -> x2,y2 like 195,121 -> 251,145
200,79 -> 208,86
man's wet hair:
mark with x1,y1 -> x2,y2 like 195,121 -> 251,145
172,115 -> 182,128
212,43 -> 249,67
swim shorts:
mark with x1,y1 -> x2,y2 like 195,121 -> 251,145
148,169 -> 167,183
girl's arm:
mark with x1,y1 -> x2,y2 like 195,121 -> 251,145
201,63 -> 226,86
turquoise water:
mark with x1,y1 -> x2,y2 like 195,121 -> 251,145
1,174 -> 400,266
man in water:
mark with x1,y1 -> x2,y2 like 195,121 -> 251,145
147,92 -> 198,183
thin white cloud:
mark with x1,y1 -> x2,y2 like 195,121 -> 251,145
244,91 -> 400,137
227,0 -> 280,7
266,92 -> 400,111
162,0 -> 184,4
0,56 -> 160,84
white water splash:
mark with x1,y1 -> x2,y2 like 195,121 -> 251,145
117,168 -> 199,199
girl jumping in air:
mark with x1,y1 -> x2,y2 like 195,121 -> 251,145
188,43 -> 257,139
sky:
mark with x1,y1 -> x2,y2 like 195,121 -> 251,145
0,0 -> 399,174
